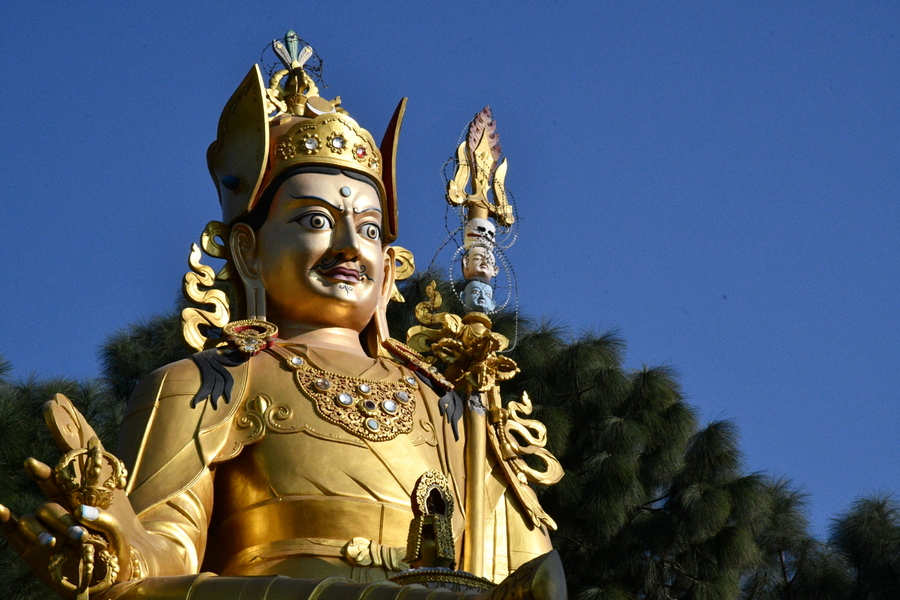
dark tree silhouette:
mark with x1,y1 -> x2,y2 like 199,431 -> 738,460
829,495 -> 900,600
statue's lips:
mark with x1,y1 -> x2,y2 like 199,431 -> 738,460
319,267 -> 361,284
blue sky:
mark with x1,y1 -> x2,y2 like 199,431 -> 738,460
1,2 -> 897,537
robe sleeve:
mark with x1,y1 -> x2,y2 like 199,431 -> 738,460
114,356 -> 248,574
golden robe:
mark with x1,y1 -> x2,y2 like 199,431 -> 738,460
107,343 -> 551,596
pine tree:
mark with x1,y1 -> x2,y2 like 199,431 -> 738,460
742,478 -> 853,600
829,495 -> 900,600
508,332 -> 768,599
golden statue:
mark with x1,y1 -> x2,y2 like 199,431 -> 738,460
0,31 -> 565,600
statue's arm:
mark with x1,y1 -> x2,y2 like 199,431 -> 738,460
115,356 -> 243,576
124,471 -> 214,577
0,355 -> 237,598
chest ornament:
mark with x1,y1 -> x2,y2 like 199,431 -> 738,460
278,348 -> 419,442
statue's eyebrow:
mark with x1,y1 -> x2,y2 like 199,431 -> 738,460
289,194 -> 343,211
353,206 -> 382,215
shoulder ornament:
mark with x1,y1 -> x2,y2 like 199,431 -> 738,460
382,337 -> 453,391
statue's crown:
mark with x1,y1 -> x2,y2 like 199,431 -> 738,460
207,31 -> 404,242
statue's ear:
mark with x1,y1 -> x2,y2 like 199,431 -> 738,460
380,246 -> 398,309
366,246 -> 397,357
230,223 -> 259,281
230,223 -> 266,320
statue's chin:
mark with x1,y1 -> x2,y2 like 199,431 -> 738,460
265,283 -> 379,332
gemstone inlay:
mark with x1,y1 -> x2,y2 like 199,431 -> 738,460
289,355 -> 417,442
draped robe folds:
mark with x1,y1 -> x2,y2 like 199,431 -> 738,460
103,345 -> 551,598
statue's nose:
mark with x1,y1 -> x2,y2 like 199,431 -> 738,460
331,216 -> 360,260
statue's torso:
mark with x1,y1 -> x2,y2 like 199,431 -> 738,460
202,347 -> 466,579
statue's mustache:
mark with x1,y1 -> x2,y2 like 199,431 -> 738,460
310,257 -> 372,281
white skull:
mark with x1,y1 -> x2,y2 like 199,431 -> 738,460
463,218 -> 496,248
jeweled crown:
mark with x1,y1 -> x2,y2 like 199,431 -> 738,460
207,31 -> 404,242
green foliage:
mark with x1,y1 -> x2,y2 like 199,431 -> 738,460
791,544 -> 854,600
742,479 -> 899,600
507,333 -> 765,597
743,478 -> 812,599
829,495 -> 900,600
0,547 -> 57,600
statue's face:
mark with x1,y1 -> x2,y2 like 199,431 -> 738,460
252,172 -> 390,332
463,280 -> 495,312
462,245 -> 498,282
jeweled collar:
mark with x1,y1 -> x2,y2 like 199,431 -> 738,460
268,344 -> 419,442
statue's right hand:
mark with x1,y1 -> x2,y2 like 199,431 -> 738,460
0,395 -> 136,598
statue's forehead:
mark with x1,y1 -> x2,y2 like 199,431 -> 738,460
276,172 -> 371,195
469,246 -> 494,260
273,172 -> 381,211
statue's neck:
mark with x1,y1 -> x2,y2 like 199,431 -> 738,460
276,323 -> 368,358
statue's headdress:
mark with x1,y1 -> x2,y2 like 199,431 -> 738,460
182,32 -> 414,353
207,31 -> 405,242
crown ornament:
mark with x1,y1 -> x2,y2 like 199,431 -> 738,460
207,30 -> 405,242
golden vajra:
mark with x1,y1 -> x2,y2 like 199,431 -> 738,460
50,437 -> 128,599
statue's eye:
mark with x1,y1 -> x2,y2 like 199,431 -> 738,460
294,212 -> 333,230
358,222 -> 381,241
